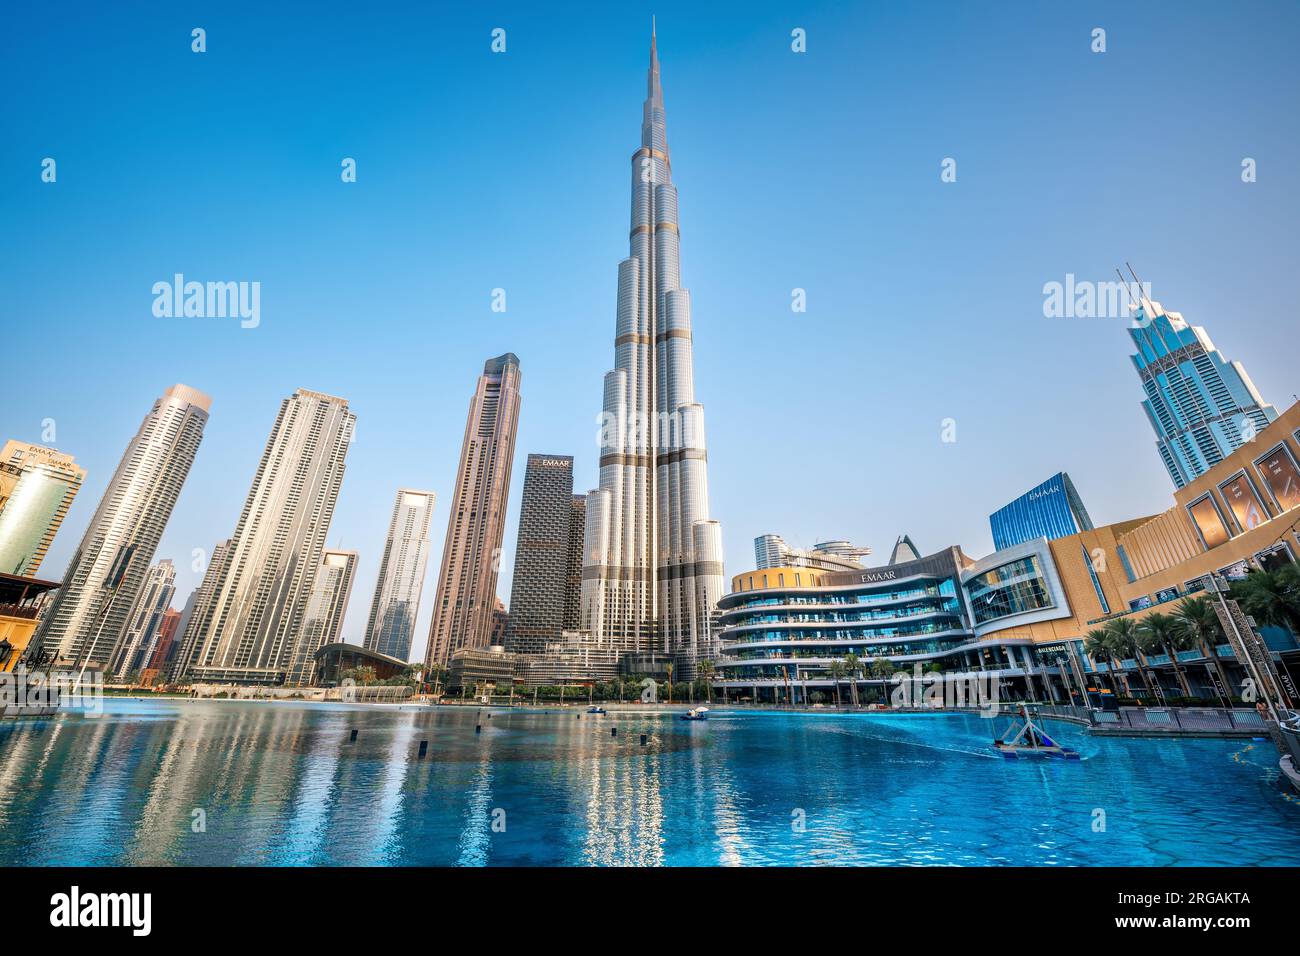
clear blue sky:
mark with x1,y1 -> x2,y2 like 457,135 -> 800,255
4,1 -> 1298,661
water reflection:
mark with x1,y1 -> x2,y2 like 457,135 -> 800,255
0,701 -> 1297,866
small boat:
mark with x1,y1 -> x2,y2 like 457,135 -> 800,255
681,706 -> 709,721
587,706 -> 607,715
993,708 -> 1079,759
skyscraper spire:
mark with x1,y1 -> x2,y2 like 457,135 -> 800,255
581,32 -> 724,680
648,18 -> 662,106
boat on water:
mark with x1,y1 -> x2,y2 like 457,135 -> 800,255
587,706 -> 607,715
681,706 -> 709,721
993,708 -> 1079,759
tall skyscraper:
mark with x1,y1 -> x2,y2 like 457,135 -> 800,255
363,489 -> 435,661
1129,296 -> 1277,488
187,389 -> 354,684
167,538 -> 228,682
503,455 -> 583,656
989,472 -> 1094,551
287,548 -> 357,686
424,355 -> 522,668
111,558 -> 177,678
581,29 -> 725,678
0,440 -> 85,576
32,384 -> 210,670
147,608 -> 182,672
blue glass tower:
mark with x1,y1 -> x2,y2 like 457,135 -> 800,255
989,472 -> 1094,551
1129,299 -> 1277,489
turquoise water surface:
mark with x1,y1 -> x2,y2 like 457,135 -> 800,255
1,699 -> 1297,866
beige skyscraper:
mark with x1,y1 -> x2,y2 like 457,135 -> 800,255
187,389 -> 354,684
110,558 -> 177,678
286,548 -> 357,686
581,31 -> 725,678
0,440 -> 86,576
424,354 -> 521,668
33,384 -> 210,670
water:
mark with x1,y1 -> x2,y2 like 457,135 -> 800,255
1,699 -> 1297,866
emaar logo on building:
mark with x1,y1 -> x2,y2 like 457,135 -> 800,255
49,886 -> 151,936
1027,485 -> 1060,502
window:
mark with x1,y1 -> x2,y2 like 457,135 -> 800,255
1254,443 -> 1300,514
1218,471 -> 1268,533
1116,544 -> 1137,584
1081,545 -> 1109,614
1186,494 -> 1230,550
965,555 -> 1053,624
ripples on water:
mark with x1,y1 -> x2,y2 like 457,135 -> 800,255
0,700 -> 1296,866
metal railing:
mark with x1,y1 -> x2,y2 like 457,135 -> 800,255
1087,706 -> 1267,733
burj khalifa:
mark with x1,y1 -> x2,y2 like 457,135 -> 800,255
581,27 -> 725,679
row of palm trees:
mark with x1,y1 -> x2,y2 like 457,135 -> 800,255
1081,565 -> 1300,704
1083,595 -> 1235,702
823,653 -> 897,707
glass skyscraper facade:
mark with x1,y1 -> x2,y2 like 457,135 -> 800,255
1129,299 -> 1277,488
363,489 -> 435,661
989,472 -> 1093,551
504,455 -> 582,656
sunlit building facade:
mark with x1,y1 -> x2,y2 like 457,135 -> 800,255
33,384 -> 210,669
0,440 -> 85,577
187,389 -> 354,685
288,548 -> 358,686
1129,298 -> 1277,489
582,29 -> 725,679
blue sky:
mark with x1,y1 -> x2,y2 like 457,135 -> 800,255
3,1 -> 1298,660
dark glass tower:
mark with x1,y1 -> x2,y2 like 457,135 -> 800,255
504,455 -> 578,656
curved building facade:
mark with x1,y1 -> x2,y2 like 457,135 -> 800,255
716,546 -> 1049,700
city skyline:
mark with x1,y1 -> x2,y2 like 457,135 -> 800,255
6,6 -> 1300,666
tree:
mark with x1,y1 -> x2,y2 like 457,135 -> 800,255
825,661 -> 847,707
1231,565 -> 1300,636
696,659 -> 715,704
1173,596 -> 1233,704
1083,628 -> 1120,698
843,653 -> 861,708
1102,616 -> 1144,697
1138,611 -> 1192,699
665,661 -> 674,704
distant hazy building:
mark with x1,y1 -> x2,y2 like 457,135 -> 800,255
111,558 -> 177,678
0,440 -> 86,577
990,472 -> 1094,551
515,630 -> 622,688
187,389 -> 354,685
504,455 -> 583,656
447,644 -> 516,692
147,608 -> 182,673
425,355 -> 522,668
167,538 -> 228,682
287,548 -> 357,686
33,384 -> 210,670
489,596 -> 509,647
1129,297 -> 1277,488
363,489 -> 435,661
753,534 -> 872,572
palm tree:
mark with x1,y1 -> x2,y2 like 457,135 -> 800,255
665,661 -> 674,704
1107,616 -> 1159,697
1083,628 -> 1120,698
1232,565 -> 1300,636
870,659 -> 895,705
825,661 -> 847,707
843,653 -> 862,708
1173,595 -> 1233,704
1138,611 -> 1193,699
696,659 -> 715,704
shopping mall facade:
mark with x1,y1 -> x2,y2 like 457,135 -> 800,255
715,402 -> 1300,704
